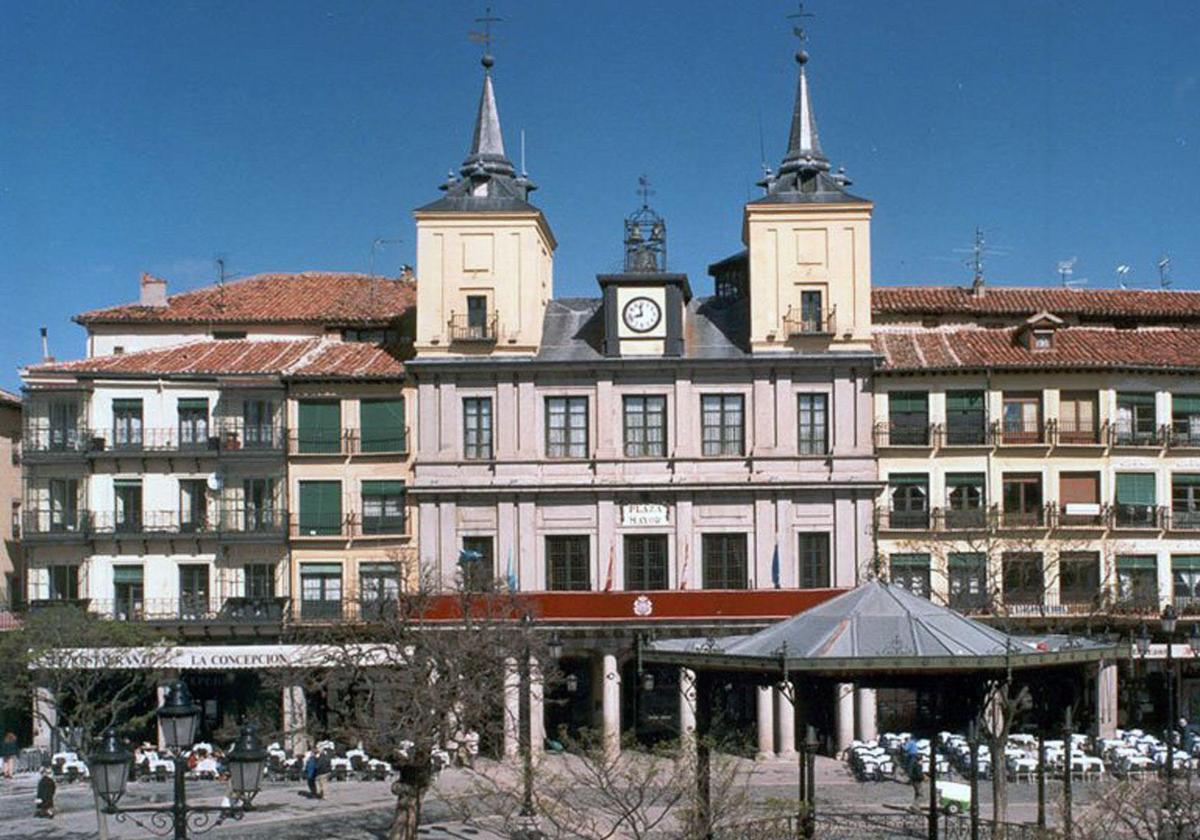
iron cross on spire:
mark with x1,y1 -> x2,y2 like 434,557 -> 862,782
787,1 -> 815,44
469,5 -> 503,59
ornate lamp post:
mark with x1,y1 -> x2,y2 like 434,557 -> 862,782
89,681 -> 266,839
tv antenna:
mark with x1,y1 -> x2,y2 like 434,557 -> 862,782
1115,264 -> 1132,290
1057,257 -> 1087,289
1157,254 -> 1172,289
369,238 -> 403,277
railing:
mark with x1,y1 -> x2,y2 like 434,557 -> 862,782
782,306 -> 836,337
938,507 -> 989,531
22,423 -> 89,458
213,420 -> 286,455
290,514 -> 353,539
873,421 -> 935,448
289,514 -> 408,539
216,508 -> 288,539
348,428 -> 410,456
86,427 -> 220,455
1054,419 -> 1105,446
994,419 -> 1048,446
21,509 -> 92,540
1173,596 -> 1200,616
86,596 -> 289,624
90,510 -> 213,537
996,505 -> 1049,529
286,429 -> 410,456
940,420 -> 989,447
1109,423 -> 1164,448
1111,504 -> 1162,530
1168,419 -> 1200,448
1053,503 -> 1108,529
875,508 -> 931,531
1167,508 -> 1200,531
448,311 -> 498,343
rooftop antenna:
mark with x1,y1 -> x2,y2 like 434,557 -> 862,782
369,238 -> 403,277
1157,254 -> 1172,289
520,129 -> 527,176
1115,264 -> 1132,290
967,226 -> 986,293
1057,257 -> 1088,289
39,326 -> 51,363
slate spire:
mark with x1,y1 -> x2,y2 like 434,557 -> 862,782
779,51 -> 829,177
460,54 -> 516,179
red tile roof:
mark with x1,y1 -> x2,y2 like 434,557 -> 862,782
75,273 -> 415,326
290,341 -> 409,379
875,327 -> 1200,372
0,388 -> 20,407
873,286 -> 1200,319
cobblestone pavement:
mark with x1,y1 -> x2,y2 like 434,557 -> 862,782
0,755 -> 1109,838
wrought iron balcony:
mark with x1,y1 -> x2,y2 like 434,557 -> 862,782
216,508 -> 288,542
214,420 -> 286,457
940,420 -> 989,447
1110,504 -> 1163,530
86,427 -> 222,456
994,419 -> 1048,446
289,513 -> 408,540
1109,424 -> 1165,448
1053,503 -> 1108,529
938,507 -> 990,532
1166,508 -> 1200,532
22,423 -> 89,462
873,421 -> 935,448
996,504 -> 1050,530
1168,420 -> 1200,449
782,306 -> 836,337
85,596 -> 289,625
448,311 -> 498,343
90,510 -> 216,538
1054,419 -> 1105,446
875,508 -> 931,531
21,509 -> 92,542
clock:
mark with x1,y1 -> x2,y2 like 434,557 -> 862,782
622,296 -> 662,333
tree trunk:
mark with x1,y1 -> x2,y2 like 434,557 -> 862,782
93,789 -> 110,840
389,783 -> 423,840
989,739 -> 1007,835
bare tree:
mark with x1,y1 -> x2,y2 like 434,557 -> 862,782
1074,777 -> 1200,840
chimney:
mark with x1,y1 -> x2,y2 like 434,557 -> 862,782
140,272 -> 168,307
40,327 -> 53,363
399,265 -> 414,283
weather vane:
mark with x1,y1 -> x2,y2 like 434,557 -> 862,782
468,5 -> 502,59
636,175 -> 655,209
787,1 -> 814,45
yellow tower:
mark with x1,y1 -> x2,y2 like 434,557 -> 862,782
413,54 -> 556,357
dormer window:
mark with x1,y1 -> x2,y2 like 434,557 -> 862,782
1033,330 -> 1053,350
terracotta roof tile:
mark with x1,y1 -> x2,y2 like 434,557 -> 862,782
0,388 -> 20,407
75,273 -> 415,326
26,340 -> 320,376
873,286 -> 1200,319
874,327 -> 1200,372
290,342 -> 409,379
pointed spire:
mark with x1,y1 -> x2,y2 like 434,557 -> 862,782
779,51 -> 829,176
461,54 -> 515,179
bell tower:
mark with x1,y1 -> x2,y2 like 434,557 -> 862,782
743,23 -> 873,354
413,49 -> 556,357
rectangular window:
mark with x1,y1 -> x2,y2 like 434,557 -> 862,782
888,391 -> 929,446
624,534 -> 669,590
1171,474 -> 1200,530
297,400 -> 341,454
1172,555 -> 1200,611
945,473 -> 986,529
701,534 -> 748,590
948,553 -> 988,612
463,397 -> 493,460
360,480 -> 405,535
467,295 -> 488,330
359,563 -> 402,618
623,396 -> 667,458
48,401 -> 80,451
888,474 -> 929,529
178,564 -> 210,617
241,478 -> 278,532
1058,472 -> 1102,526
242,399 -> 276,449
797,393 -> 829,455
1001,473 -> 1043,527
244,564 -> 275,599
360,398 -> 406,454
113,565 -> 144,620
546,535 -> 591,591
798,533 -> 831,588
49,478 -> 79,532
300,563 -> 343,620
460,536 -> 495,592
1116,555 -> 1158,607
1115,472 -> 1158,528
1002,552 -> 1043,606
546,396 -> 589,459
298,480 -> 342,536
701,394 -> 745,456
800,290 -> 824,331
1058,391 -> 1098,444
944,390 -> 986,446
1171,394 -> 1200,446
47,565 -> 79,601
114,479 -> 143,533
177,398 -> 209,449
112,398 -> 144,449
1059,552 -> 1100,606
179,479 -> 209,532
1001,392 -> 1042,444
890,554 -> 931,599
1115,392 -> 1158,445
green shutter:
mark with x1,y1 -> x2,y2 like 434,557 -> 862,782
299,481 -> 341,535
1174,474 -> 1200,487
298,401 -> 340,453
113,479 -> 141,489
1173,395 -> 1200,415
360,399 -> 406,453
946,391 -> 984,411
1117,555 -> 1157,571
358,562 -> 396,574
948,552 -> 986,568
1116,473 -> 1157,505
112,566 -> 144,583
362,480 -> 405,497
946,473 -> 986,488
889,473 -> 929,486
889,392 -> 928,413
300,563 -> 342,576
890,554 -> 930,569
1172,556 -> 1200,571
177,398 -> 208,410
112,398 -> 142,410
1118,392 -> 1156,407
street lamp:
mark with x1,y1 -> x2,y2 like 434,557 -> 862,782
1136,623 -> 1151,657
89,681 -> 266,839
1162,606 -> 1178,785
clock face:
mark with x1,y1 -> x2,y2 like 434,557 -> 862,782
622,296 -> 662,333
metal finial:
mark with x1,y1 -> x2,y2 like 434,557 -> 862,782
469,5 -> 503,68
788,1 -> 815,56
636,174 -> 655,209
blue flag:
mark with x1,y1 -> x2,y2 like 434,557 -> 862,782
506,547 -> 517,591
771,544 -> 781,589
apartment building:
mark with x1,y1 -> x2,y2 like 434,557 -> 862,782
0,389 -> 20,607
872,286 -> 1200,727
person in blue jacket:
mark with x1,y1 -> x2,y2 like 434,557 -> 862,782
303,749 -> 318,798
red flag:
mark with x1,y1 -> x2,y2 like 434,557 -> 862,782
604,543 -> 615,592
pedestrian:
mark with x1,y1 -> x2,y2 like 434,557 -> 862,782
303,749 -> 318,798
0,732 -> 18,779
314,749 -> 332,800
35,768 -> 56,818
904,737 -> 924,802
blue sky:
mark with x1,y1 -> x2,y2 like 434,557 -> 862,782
1,0 -> 1198,391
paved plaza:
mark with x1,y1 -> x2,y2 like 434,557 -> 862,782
0,753 -> 1112,838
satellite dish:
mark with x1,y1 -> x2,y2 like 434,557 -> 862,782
206,472 -> 225,492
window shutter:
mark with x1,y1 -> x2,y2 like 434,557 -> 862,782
1173,474 -> 1200,487
177,398 -> 209,410
299,481 -> 341,533
360,399 -> 405,452
301,563 -> 342,576
1173,395 -> 1200,414
948,552 -> 986,568
298,401 -> 340,453
946,473 -> 985,488
112,566 -> 144,583
1116,473 -> 1156,505
1118,393 -> 1156,407
889,392 -> 928,413
889,474 -> 929,486
362,480 -> 405,496
112,399 -> 143,411
946,391 -> 984,411
1116,555 -> 1157,571
1060,473 -> 1100,504
890,554 -> 930,569
1172,556 -> 1200,571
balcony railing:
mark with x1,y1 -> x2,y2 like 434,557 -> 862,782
1054,419 -> 1105,446
939,507 -> 989,531
1168,420 -> 1200,449
289,513 -> 408,540
90,510 -> 215,537
86,428 -> 221,456
782,306 -> 836,337
1110,424 -> 1165,448
216,508 -> 288,541
997,505 -> 1050,529
875,509 -> 931,531
21,509 -> 92,541
994,420 -> 1048,446
1167,508 -> 1200,531
22,424 -> 89,460
448,312 -> 498,343
214,420 -> 286,456
86,596 -> 289,624
874,421 -> 935,448
1111,504 -> 1163,530
940,420 -> 989,447
286,429 -> 410,456
1054,503 -> 1108,529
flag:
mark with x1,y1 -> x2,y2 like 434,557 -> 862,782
604,543 -> 615,592
771,544 -> 781,589
679,542 -> 689,590
506,546 -> 517,591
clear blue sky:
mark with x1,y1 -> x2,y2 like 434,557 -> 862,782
2,0 -> 1198,391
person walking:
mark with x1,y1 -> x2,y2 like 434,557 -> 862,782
34,769 -> 56,818
904,736 -> 924,803
314,749 -> 331,800
303,749 -> 318,798
0,732 -> 18,779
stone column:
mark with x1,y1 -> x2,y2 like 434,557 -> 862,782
503,657 -> 520,760
530,657 -> 545,759
755,685 -> 776,760
600,652 -> 621,758
281,685 -> 308,756
835,683 -> 856,753
33,686 -> 56,751
775,683 -> 796,758
156,685 -> 168,750
679,668 -> 697,748
1095,662 -> 1119,740
855,687 -> 879,742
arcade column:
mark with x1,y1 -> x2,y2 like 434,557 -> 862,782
835,683 -> 855,753
1095,662 -> 1119,740
756,685 -> 775,761
855,687 -> 878,742
282,685 -> 308,756
775,682 -> 796,758
679,668 -> 697,748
